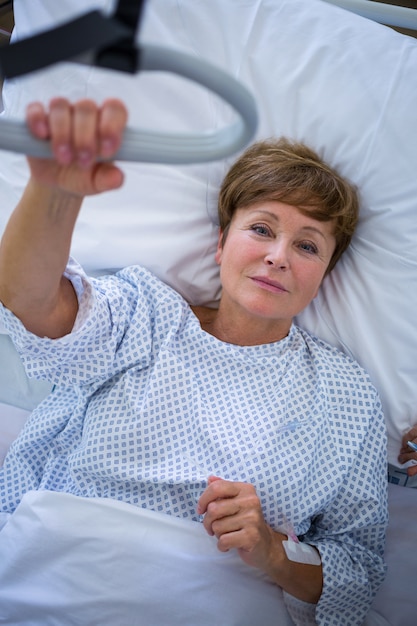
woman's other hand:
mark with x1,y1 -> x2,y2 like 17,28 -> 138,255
197,476 -> 285,572
197,476 -> 322,604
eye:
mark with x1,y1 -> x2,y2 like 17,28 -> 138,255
298,240 -> 319,255
250,223 -> 272,237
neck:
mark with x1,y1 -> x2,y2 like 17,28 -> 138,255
191,305 -> 291,346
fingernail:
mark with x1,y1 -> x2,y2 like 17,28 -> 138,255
35,121 -> 48,137
77,150 -> 92,168
56,144 -> 72,164
101,138 -> 115,158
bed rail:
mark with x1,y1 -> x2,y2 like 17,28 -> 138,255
323,0 -> 417,30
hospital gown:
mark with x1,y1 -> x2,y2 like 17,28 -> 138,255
0,259 -> 388,625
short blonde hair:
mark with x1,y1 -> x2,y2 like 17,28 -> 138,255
218,138 -> 359,274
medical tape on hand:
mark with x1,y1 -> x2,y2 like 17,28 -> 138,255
283,537 -> 321,566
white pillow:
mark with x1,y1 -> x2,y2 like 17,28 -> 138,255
1,0 -> 417,468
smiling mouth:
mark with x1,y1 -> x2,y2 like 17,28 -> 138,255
251,276 -> 289,293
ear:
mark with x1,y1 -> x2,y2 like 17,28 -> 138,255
215,229 -> 223,265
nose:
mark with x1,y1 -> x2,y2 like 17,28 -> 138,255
264,240 -> 290,270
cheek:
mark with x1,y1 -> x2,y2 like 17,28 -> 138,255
217,232 -> 266,269
299,265 -> 327,297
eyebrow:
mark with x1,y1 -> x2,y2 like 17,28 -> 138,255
299,225 -> 329,241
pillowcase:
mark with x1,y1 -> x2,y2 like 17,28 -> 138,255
1,0 -> 417,468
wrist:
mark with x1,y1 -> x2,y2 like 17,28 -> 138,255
264,531 -> 323,604
25,179 -> 84,224
27,177 -> 84,203
263,530 -> 289,580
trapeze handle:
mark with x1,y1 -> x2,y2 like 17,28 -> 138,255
0,44 -> 258,164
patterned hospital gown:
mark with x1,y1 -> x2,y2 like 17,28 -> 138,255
0,259 -> 388,625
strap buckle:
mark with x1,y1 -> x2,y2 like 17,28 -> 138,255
95,0 -> 146,74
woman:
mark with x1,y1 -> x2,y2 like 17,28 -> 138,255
0,99 -> 387,624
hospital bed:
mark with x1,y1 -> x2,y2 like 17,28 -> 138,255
0,0 -> 416,624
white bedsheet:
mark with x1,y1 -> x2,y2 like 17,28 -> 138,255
0,490 -> 295,626
369,484 -> 417,626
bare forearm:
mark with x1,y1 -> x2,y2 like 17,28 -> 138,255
0,98 -> 127,338
266,533 -> 323,603
0,178 -> 81,337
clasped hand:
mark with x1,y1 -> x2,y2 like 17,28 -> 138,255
197,476 -> 285,575
26,98 -> 128,197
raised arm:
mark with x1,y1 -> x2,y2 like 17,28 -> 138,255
0,98 -> 127,338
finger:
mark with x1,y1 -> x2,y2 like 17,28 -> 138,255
208,475 -> 223,485
213,512 -> 272,557
401,437 -> 417,452
26,102 -> 49,139
216,526 -> 264,554
216,529 -> 244,553
93,163 -> 125,193
401,426 -> 417,447
98,98 -> 128,159
48,98 -> 74,165
203,497 -> 241,536
407,464 -> 417,477
197,478 -> 240,515
73,99 -> 100,168
209,506 -> 262,543
398,451 -> 417,465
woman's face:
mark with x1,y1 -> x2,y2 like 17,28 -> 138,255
215,200 -> 336,339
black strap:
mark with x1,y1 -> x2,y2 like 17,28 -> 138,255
95,0 -> 147,73
0,2 -> 146,80
113,0 -> 146,31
